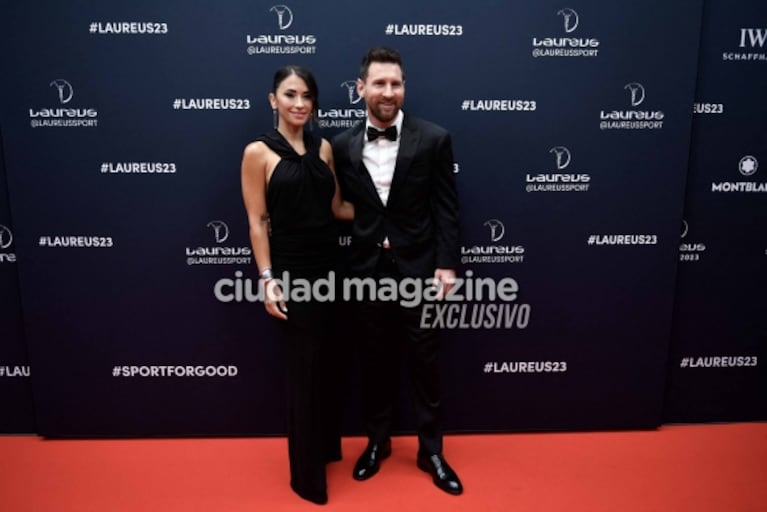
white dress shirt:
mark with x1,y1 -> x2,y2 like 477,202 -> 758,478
362,110 -> 404,207
363,111 -> 403,249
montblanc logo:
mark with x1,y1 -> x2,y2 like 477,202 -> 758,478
738,155 -> 758,177
549,146 -> 571,170
0,225 -> 13,249
711,155 -> 766,193
484,219 -> 505,242
340,80 -> 362,104
270,5 -> 293,30
207,220 -> 230,243
557,8 -> 579,33
50,79 -> 74,104
624,82 -> 645,107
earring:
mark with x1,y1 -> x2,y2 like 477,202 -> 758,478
272,109 -> 278,130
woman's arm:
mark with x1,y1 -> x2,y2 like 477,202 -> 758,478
321,139 -> 354,221
241,142 -> 287,320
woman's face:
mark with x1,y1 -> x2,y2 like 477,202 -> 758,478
270,73 -> 313,129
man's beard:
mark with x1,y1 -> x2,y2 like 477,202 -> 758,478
369,101 -> 400,125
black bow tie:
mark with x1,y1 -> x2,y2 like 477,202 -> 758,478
367,125 -> 397,142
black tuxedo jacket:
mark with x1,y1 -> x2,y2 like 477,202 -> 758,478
332,115 -> 459,278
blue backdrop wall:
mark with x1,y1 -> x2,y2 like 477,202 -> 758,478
0,0 -> 764,436
664,0 -> 767,422
0,135 -> 36,433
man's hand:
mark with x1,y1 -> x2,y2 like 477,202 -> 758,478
433,268 -> 456,300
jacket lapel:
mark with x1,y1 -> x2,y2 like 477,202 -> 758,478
389,115 -> 419,203
349,124 -> 385,208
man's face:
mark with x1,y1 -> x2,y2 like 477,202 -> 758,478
357,62 -> 405,127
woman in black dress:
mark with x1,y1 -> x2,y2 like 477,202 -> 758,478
241,66 -> 353,505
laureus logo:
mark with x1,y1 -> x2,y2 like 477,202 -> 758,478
50,79 -> 73,104
549,146 -> 571,170
270,5 -> 293,30
624,82 -> 646,107
0,225 -> 13,249
340,80 -> 362,104
463,219 -> 523,264
557,8 -> 579,33
484,219 -> 505,242
186,220 -> 251,265
679,220 -> 706,255
738,155 -> 758,176
207,220 -> 230,244
599,82 -> 663,130
316,77 -> 366,128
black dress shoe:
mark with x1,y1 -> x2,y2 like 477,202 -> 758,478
352,440 -> 392,481
417,454 -> 463,495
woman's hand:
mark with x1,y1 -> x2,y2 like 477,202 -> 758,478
263,279 -> 288,320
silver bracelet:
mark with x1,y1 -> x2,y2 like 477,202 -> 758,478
260,268 -> 274,281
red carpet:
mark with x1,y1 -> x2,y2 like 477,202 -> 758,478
1,423 -> 765,511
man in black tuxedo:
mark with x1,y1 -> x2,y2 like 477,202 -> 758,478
332,47 -> 462,495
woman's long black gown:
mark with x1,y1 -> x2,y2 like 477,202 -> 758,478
256,129 -> 342,503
